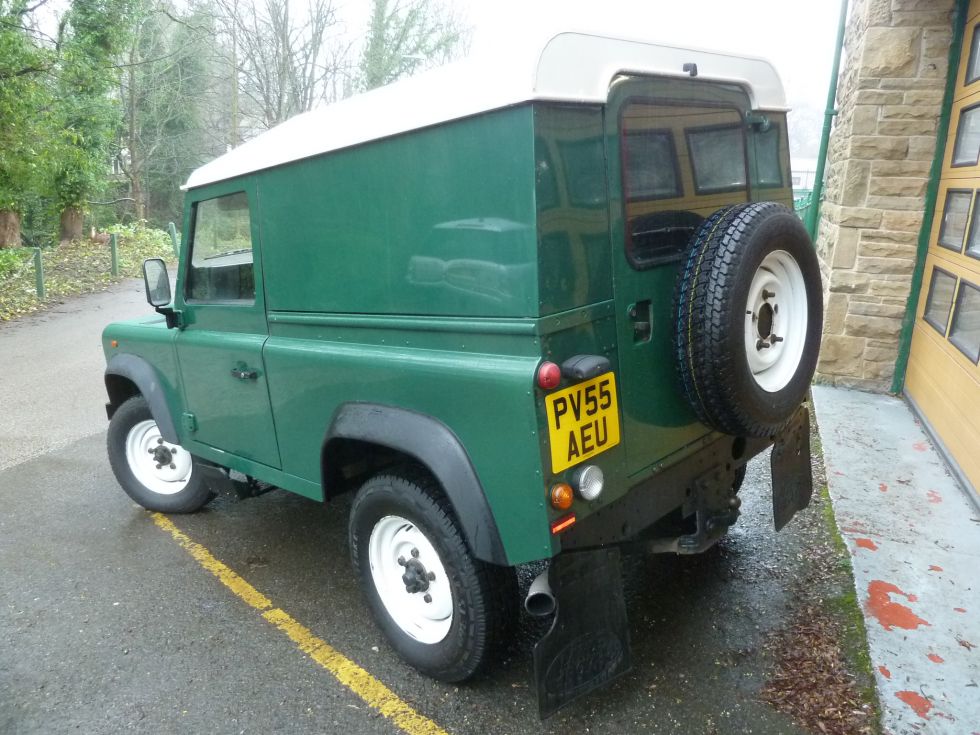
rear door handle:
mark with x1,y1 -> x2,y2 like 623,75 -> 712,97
628,300 -> 652,343
231,367 -> 258,380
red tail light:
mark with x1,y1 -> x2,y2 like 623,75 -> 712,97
537,361 -> 561,390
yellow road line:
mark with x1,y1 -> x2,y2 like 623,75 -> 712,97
151,512 -> 449,735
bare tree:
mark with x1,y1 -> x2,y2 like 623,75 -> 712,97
216,0 -> 350,132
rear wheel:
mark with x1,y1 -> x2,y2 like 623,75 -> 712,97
673,202 -> 822,437
107,395 -> 214,513
349,467 -> 516,682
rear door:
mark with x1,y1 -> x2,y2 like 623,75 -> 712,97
174,182 -> 282,469
605,75 -> 758,476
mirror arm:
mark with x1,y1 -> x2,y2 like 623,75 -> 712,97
154,305 -> 183,329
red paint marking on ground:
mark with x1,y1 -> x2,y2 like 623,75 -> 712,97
954,607 -> 967,613
855,538 -> 879,551
908,594 -> 918,602
878,665 -> 891,679
913,441 -> 928,452
928,565 -> 943,572
879,482 -> 888,492
865,580 -> 930,631
927,490 -> 942,504
927,653 -> 945,663
896,690 -> 932,719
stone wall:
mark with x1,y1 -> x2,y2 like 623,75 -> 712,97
815,0 -> 954,390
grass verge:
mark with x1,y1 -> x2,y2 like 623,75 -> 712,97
0,224 -> 175,322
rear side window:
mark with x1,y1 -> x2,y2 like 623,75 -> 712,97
686,125 -> 747,194
186,192 -> 255,302
623,129 -> 681,200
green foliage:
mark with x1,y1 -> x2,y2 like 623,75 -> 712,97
359,0 -> 465,91
0,246 -> 31,279
46,0 -> 134,210
105,221 -> 176,271
0,223 -> 175,320
0,2 -> 54,211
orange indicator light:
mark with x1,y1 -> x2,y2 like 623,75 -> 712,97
549,483 -> 574,511
111,340 -> 118,348
550,514 -> 576,534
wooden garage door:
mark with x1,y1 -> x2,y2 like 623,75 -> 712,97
906,0 -> 980,495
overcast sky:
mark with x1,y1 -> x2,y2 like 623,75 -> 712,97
342,0 -> 845,156
461,0 -> 845,111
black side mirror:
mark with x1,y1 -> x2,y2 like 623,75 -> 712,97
142,258 -> 180,328
142,258 -> 172,307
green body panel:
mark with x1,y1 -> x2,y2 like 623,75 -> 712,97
533,105 -> 613,314
259,106 -> 539,318
102,315 -> 181,410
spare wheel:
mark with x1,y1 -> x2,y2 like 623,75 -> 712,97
673,202 -> 822,438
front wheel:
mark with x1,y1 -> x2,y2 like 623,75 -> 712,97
107,395 -> 214,513
349,468 -> 516,682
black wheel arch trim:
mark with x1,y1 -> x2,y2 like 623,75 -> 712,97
323,402 -> 508,566
104,353 -> 179,444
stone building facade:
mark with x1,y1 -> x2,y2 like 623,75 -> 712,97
814,0 -> 980,494
815,0 -> 956,390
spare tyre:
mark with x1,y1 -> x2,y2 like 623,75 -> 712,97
673,202 -> 822,438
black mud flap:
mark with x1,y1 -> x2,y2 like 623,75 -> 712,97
770,405 -> 813,532
532,548 -> 631,719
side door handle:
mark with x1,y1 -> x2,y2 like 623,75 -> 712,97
231,367 -> 258,380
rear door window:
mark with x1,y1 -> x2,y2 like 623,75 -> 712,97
620,100 -> 748,269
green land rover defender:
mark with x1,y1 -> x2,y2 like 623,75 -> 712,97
102,32 -> 822,716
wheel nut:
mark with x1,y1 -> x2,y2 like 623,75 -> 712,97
157,438 -> 164,444
147,448 -> 154,454
397,556 -> 406,566
171,448 -> 177,454
411,548 -> 419,558
423,594 -> 432,603
169,463 -> 176,470
427,571 -> 435,581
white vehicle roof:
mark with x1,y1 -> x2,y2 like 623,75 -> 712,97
184,31 -> 787,190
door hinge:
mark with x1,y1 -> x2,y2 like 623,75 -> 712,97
181,412 -> 198,433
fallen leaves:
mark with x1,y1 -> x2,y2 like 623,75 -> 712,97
760,604 -> 875,735
0,227 -> 175,322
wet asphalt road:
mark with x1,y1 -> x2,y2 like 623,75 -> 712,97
1,282 -> 816,734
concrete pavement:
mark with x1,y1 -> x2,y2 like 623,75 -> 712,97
0,280 -> 150,471
813,385 -> 980,735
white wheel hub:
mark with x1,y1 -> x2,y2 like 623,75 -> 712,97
368,515 -> 453,644
124,419 -> 193,495
744,249 -> 808,393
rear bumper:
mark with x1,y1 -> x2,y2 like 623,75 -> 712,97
558,405 -> 812,551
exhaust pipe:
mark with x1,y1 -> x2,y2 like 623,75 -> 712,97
524,569 -> 556,617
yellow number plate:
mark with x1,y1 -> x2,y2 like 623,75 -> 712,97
545,373 -> 621,474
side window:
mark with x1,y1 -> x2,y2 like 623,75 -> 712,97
749,121 -> 784,189
186,192 -> 255,302
686,124 -> 747,194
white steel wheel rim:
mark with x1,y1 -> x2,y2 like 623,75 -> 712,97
367,515 -> 453,644
124,419 -> 193,495
743,249 -> 808,393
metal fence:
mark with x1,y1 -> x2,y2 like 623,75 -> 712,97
794,191 -> 814,224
